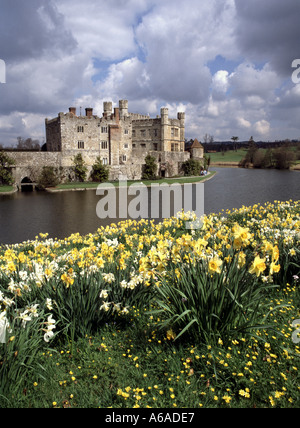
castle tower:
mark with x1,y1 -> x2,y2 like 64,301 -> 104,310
103,101 -> 112,118
177,112 -> 185,151
119,100 -> 129,119
161,107 -> 169,152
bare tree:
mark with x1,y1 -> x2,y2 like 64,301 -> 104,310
16,137 -> 41,150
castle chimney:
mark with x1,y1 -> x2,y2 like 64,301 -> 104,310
85,108 -> 93,118
69,107 -> 76,115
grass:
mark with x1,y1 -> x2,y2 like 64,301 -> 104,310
0,185 -> 14,193
0,200 -> 299,408
56,172 -> 216,190
207,149 -> 249,164
7,284 -> 300,409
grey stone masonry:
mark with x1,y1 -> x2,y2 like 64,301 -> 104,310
4,99 -> 200,187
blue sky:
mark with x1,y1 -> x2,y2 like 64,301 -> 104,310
0,0 -> 300,145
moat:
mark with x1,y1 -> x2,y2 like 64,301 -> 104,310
0,167 -> 300,245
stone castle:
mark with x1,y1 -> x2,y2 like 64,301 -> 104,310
7,100 -> 204,188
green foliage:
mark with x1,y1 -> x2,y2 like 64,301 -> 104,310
72,154 -> 88,182
0,304 -> 55,404
37,166 -> 60,189
240,145 -> 296,169
142,154 -> 157,180
152,251 -> 276,345
0,151 -> 15,185
182,158 -> 203,176
90,157 -> 109,182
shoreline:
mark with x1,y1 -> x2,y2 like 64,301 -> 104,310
45,171 -> 217,193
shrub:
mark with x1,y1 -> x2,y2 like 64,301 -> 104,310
182,159 -> 202,176
0,152 -> 15,185
37,166 -> 60,189
142,154 -> 157,180
91,157 -> 109,182
72,154 -> 88,182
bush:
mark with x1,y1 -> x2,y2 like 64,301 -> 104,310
72,154 -> 88,182
182,159 -> 202,176
0,152 -> 15,185
37,166 -> 59,189
91,157 -> 109,182
142,154 -> 157,180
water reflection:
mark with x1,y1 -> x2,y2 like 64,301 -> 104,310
0,168 -> 299,244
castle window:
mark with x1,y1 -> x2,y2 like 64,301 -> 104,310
124,143 -> 129,149
122,155 -> 127,162
78,141 -> 85,149
101,141 -> 108,150
154,129 -> 158,137
140,130 -> 146,137
103,158 -> 108,165
132,130 -> 136,137
77,126 -> 84,133
124,129 -> 129,135
153,143 -> 158,151
171,128 -> 179,138
171,143 -> 179,152
101,126 -> 108,133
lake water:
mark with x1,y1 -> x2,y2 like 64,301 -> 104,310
0,167 -> 299,245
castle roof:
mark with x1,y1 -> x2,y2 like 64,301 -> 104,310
191,138 -> 203,148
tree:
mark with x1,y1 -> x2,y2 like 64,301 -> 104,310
91,157 -> 109,182
16,137 -> 41,150
142,154 -> 157,180
231,136 -> 239,152
37,166 -> 59,189
72,154 -> 88,182
0,151 -> 15,185
182,159 -> 202,176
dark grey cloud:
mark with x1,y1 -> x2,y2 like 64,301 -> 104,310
0,0 -> 77,62
235,0 -> 300,76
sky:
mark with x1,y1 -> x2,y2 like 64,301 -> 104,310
0,0 -> 300,146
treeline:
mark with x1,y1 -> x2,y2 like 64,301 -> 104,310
200,139 -> 300,153
239,142 -> 300,170
0,137 -> 45,151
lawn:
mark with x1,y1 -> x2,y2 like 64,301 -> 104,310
207,149 -> 249,163
0,185 -> 14,193
0,200 -> 299,408
56,172 -> 215,190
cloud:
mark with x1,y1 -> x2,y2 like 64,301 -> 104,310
234,0 -> 300,76
253,120 -> 271,137
0,0 -> 77,62
0,0 -> 300,145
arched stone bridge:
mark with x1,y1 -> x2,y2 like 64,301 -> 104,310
4,152 -> 61,189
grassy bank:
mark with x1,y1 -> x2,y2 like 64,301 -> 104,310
0,200 -> 299,408
207,149 -> 247,164
54,172 -> 216,190
0,185 -> 14,193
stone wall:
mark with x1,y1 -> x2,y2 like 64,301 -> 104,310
6,152 -> 61,186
